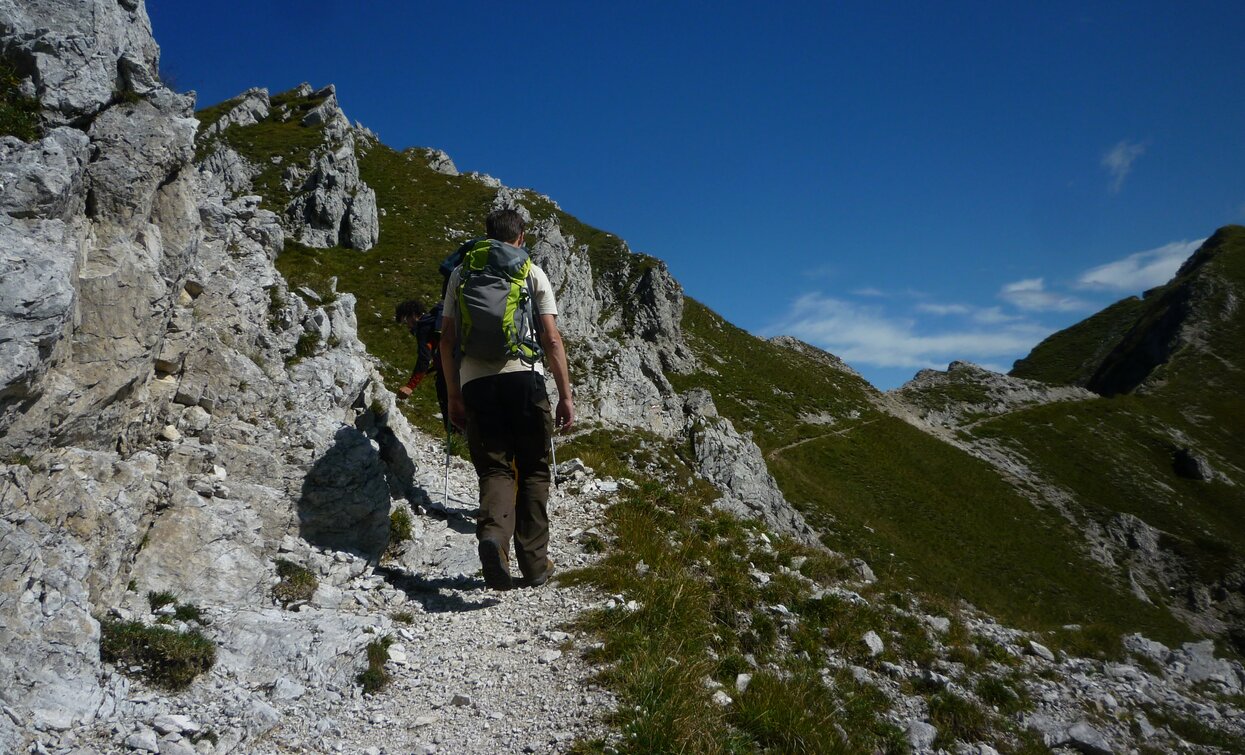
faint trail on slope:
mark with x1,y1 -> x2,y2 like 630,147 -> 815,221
765,419 -> 879,460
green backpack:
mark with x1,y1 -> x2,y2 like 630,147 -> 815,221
454,239 -> 543,364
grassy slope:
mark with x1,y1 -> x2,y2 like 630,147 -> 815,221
671,302 -> 1192,645
1009,295 -> 1148,386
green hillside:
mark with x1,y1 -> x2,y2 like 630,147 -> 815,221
671,302 -> 1192,646
1009,295 -> 1148,386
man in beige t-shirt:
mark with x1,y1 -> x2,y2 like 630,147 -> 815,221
440,209 -> 574,590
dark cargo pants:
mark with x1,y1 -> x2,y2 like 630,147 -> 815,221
462,370 -> 553,579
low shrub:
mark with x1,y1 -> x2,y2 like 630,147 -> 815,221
0,60 -> 40,142
99,618 -> 215,690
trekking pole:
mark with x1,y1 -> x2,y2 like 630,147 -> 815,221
443,431 -> 451,510
550,434 -> 559,490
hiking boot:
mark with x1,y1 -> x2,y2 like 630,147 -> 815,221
520,556 -> 555,588
478,539 -> 512,590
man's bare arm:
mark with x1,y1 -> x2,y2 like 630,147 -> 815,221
440,316 -> 466,431
539,313 -> 574,431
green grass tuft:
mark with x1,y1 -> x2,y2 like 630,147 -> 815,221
561,481 -> 907,752
99,618 -> 216,690
358,635 -> 394,694
0,59 -> 41,142
974,673 -> 1033,716
147,590 -> 177,612
388,506 -> 413,554
273,559 -> 318,607
928,690 -> 992,748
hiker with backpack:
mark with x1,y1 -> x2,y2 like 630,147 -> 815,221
439,208 -> 574,590
394,298 -> 451,432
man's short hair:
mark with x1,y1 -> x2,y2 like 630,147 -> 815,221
485,209 -> 524,244
395,299 -> 425,323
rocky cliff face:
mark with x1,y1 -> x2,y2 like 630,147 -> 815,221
0,1 -> 422,748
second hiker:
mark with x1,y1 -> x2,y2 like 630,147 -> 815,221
440,208 -> 574,590
394,298 -> 451,433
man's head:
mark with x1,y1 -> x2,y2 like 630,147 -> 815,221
485,208 -> 525,245
395,299 -> 425,328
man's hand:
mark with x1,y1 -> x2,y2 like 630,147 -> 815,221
555,397 -> 574,433
397,386 -> 413,400
448,394 -> 468,432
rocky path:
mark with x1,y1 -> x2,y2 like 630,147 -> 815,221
67,429 -> 620,755
258,432 -> 620,755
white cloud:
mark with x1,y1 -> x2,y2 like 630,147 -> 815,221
1102,139 -> 1146,193
763,293 -> 1050,370
998,278 -> 1090,312
916,302 -> 972,316
972,306 -> 1024,324
1076,238 -> 1204,292
852,287 -> 887,297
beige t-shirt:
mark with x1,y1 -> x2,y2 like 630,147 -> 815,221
442,262 -> 558,386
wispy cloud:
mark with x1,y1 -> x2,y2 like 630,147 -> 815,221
1102,139 -> 1146,193
916,302 -> 972,316
998,278 -> 1090,312
763,293 -> 1049,370
1076,238 -> 1204,292
972,306 -> 1024,324
852,287 -> 887,298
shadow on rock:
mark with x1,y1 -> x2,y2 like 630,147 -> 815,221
298,425 -> 392,558
374,565 -> 500,613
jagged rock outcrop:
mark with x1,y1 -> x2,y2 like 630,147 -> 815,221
0,129 -> 88,408
417,147 -> 458,176
893,360 -> 1095,430
684,389 -> 819,546
194,83 -> 379,251
200,87 -> 269,137
280,87 -> 379,251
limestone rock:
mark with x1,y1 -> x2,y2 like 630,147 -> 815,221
0,217 -> 82,413
893,360 -> 1095,430
685,389 -> 818,546
418,147 -> 458,175
0,0 -> 161,124
905,721 -> 937,752
863,630 -> 885,656
1173,447 -> 1216,481
0,129 -> 90,220
197,142 -> 258,197
86,95 -> 197,229
201,87 -> 270,136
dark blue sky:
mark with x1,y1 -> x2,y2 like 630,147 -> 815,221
151,1 -> 1245,389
